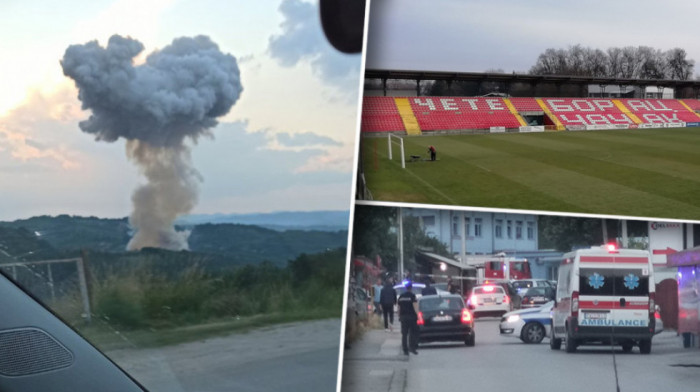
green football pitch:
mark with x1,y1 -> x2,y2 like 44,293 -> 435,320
361,128 -> 700,220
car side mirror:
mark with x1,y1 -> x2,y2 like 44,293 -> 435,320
468,304 -> 475,310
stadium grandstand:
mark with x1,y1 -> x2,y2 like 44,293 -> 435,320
361,70 -> 700,134
356,70 -> 700,220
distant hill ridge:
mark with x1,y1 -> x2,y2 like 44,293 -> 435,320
0,212 -> 349,265
175,210 -> 350,231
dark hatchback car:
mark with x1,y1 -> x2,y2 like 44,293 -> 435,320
520,286 -> 555,308
417,294 -> 475,346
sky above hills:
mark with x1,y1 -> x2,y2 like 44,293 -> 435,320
0,0 -> 362,221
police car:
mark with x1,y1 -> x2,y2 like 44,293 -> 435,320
500,301 -> 553,344
467,284 -> 511,318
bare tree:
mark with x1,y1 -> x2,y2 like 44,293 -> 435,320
529,48 -> 561,75
585,48 -> 608,77
666,48 -> 694,80
637,46 -> 666,79
568,44 -> 587,76
618,46 -> 638,78
530,45 -> 695,80
607,47 -> 624,78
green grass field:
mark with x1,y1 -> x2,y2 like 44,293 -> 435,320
362,128 -> 700,220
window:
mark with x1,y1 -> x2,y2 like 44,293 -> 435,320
495,219 -> 503,238
452,216 -> 459,236
422,216 -> 435,226
516,221 -> 523,239
506,220 -> 512,239
465,217 -> 471,237
474,286 -> 505,295
512,280 -> 533,290
420,297 -> 465,311
527,222 -> 534,240
557,264 -> 572,299
474,218 -> 482,237
579,268 -> 649,296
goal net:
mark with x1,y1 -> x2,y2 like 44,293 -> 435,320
387,133 -> 406,169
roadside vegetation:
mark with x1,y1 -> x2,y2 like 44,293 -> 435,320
16,248 -> 347,349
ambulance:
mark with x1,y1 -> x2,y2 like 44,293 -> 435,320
550,245 -> 656,354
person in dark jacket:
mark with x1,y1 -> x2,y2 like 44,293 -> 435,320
398,281 -> 419,355
421,280 -> 438,296
447,278 -> 458,294
428,145 -> 436,161
379,280 -> 397,331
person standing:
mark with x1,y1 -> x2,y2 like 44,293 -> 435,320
428,145 -> 436,161
398,282 -> 419,355
379,279 -> 397,332
372,278 -> 383,315
447,278 -> 458,294
421,280 -> 437,296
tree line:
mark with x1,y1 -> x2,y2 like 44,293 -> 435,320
351,205 -> 451,273
529,44 -> 695,80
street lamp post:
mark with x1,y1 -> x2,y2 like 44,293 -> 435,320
397,207 -> 404,279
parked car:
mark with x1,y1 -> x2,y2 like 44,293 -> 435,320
500,301 -> 553,344
520,286 -> 555,308
511,279 -> 554,297
417,294 -> 475,346
466,284 -> 510,318
394,282 -> 449,300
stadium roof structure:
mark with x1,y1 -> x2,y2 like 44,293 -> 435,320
365,69 -> 700,91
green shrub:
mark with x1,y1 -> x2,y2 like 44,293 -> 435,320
83,248 -> 346,330
95,287 -> 144,329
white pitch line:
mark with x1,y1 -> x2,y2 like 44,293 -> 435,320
400,166 -> 459,205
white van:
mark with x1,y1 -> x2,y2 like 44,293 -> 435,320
550,245 -> 656,354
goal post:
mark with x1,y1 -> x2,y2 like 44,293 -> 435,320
387,133 -> 406,169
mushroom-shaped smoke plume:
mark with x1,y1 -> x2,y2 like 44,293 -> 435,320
61,35 -> 243,250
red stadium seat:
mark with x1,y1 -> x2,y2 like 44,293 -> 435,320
407,97 -> 521,131
681,99 -> 700,112
618,99 -> 700,124
538,98 -> 635,127
509,98 -> 542,112
361,97 -> 405,132
360,96 -> 700,134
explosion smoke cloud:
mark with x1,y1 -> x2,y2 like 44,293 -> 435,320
61,34 -> 242,250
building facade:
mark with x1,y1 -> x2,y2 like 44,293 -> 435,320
406,208 -> 539,256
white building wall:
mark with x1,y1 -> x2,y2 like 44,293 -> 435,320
408,209 -> 538,255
